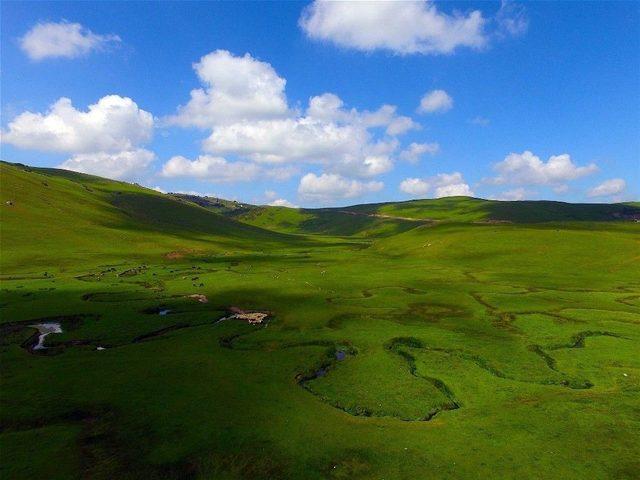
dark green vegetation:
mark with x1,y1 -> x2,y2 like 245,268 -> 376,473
1,161 -> 639,479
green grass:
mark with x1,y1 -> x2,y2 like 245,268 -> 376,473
343,195 -> 640,223
1,161 -> 639,479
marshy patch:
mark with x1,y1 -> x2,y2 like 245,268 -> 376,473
292,343 -> 457,422
29,322 -> 63,351
386,336 -> 596,392
0,314 -> 99,354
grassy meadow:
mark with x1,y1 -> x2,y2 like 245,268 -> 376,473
1,161 -> 639,479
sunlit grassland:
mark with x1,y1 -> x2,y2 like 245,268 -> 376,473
1,162 -> 639,479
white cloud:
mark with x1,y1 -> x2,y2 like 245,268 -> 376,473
168,50 -> 289,127
2,95 -> 153,153
496,1 -> 529,38
386,116 -> 419,136
305,93 -> 345,121
172,190 -> 220,198
587,178 -> 626,198
357,104 -> 419,135
493,187 -> 529,201
160,155 -> 298,183
470,116 -> 490,126
298,173 -> 383,203
300,0 -> 486,55
400,172 -> 474,198
20,21 -> 120,61
266,165 -> 300,181
489,151 -> 598,186
418,90 -> 453,114
58,149 -> 155,180
203,117 -> 363,163
432,173 -> 474,197
400,142 -> 440,162
168,50 -> 422,184
268,198 -> 298,208
2,95 -> 156,182
399,178 -> 430,196
161,155 -> 261,183
199,98 -> 411,175
201,117 -> 395,177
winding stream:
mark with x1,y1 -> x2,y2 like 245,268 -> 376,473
30,322 -> 62,350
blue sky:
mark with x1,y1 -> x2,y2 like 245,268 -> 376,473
1,1 -> 638,207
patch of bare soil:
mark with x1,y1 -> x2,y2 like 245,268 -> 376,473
228,307 -> 270,324
188,294 -> 209,303
165,249 -> 199,259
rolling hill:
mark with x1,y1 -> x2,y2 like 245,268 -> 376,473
174,191 -> 640,237
1,162 -> 639,480
0,162 -> 307,270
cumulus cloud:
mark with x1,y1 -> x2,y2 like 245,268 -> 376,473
496,1 -> 529,38
269,198 -> 298,208
418,90 -> 453,114
168,50 -> 289,127
493,187 -> 529,201
160,155 -> 298,183
2,95 -> 153,153
299,0 -> 486,55
58,149 -> 155,181
168,51 -> 420,180
2,95 -> 156,181
304,95 -> 417,135
400,142 -> 440,163
400,172 -> 474,198
587,178 -> 626,198
203,117 -> 362,162
488,151 -> 598,186
20,21 -> 120,61
200,103 -> 408,177
161,155 -> 261,183
172,189 -> 221,198
399,178 -> 430,196
298,173 -> 383,203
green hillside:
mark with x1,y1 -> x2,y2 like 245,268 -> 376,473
231,205 -> 426,237
0,162 -> 307,270
1,163 -> 639,480
210,194 -> 640,237
343,196 -> 640,223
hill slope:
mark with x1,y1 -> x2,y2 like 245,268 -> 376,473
208,195 -> 640,236
0,162 -> 305,270
342,196 -> 640,223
